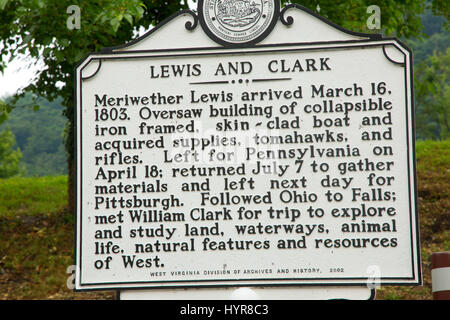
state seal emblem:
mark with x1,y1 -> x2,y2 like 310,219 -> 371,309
198,0 -> 279,46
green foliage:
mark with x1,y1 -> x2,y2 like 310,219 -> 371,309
422,6 -> 447,35
0,93 -> 67,176
0,127 -> 22,178
288,0 -> 429,38
95,0 -> 146,33
405,7 -> 449,66
0,99 -> 13,125
414,48 -> 450,140
403,7 -> 449,140
429,0 -> 449,30
407,31 -> 449,65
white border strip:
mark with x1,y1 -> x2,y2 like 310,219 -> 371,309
432,267 -> 450,292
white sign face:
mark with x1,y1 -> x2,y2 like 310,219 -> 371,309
75,5 -> 421,290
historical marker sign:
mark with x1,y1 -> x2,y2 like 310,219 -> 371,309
75,3 -> 421,291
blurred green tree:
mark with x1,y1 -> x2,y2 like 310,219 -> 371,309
0,128 -> 22,178
415,48 -> 450,140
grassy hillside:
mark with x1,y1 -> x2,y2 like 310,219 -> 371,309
0,140 -> 448,300
0,176 -> 114,299
0,95 -> 67,177
376,139 -> 450,299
